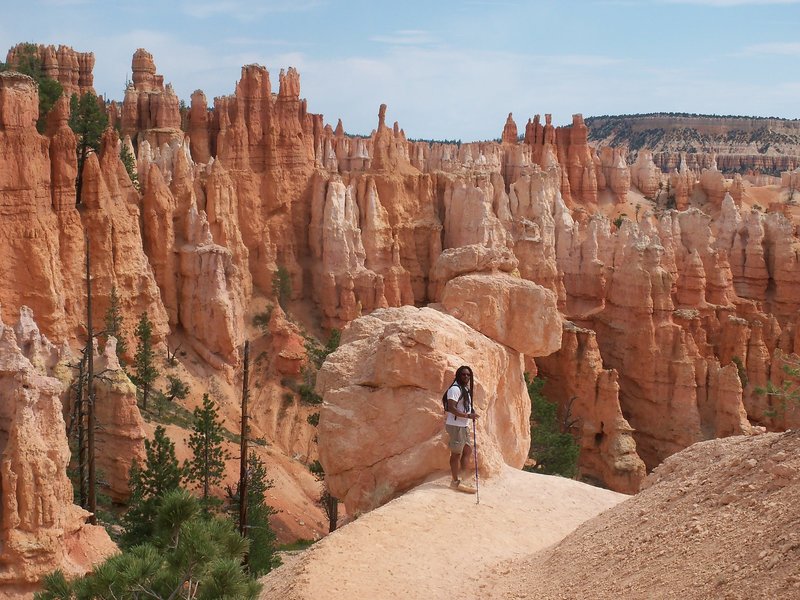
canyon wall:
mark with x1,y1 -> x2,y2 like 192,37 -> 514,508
586,113 -> 800,175
3,44 -> 800,590
0,307 -> 116,596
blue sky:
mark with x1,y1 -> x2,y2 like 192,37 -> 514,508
2,0 -> 799,140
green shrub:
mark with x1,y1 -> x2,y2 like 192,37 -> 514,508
731,356 -> 748,388
272,267 -> 292,311
524,375 -> 580,478
253,304 -> 274,333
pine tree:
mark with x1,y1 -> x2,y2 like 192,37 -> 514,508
132,312 -> 158,411
103,285 -> 127,366
185,394 -> 230,510
120,425 -> 182,548
120,143 -> 139,190
524,375 -> 580,478
1,43 -> 64,133
69,91 -> 108,206
227,452 -> 280,577
37,490 -> 261,600
272,266 -> 292,311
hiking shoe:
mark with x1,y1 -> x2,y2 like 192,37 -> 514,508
458,480 -> 477,494
450,479 -> 461,490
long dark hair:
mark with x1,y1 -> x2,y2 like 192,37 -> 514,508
453,365 -> 474,413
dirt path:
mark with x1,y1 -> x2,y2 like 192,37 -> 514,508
487,431 -> 800,600
259,466 -> 626,599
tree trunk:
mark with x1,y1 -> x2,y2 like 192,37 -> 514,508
76,142 -> 87,206
77,357 -> 87,509
239,340 -> 250,538
86,236 -> 97,524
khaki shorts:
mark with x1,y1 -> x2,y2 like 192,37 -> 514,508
446,424 -> 471,453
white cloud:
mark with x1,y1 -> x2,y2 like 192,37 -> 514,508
181,0 -> 325,20
285,45 -> 632,140
37,0 -> 93,5
662,0 -> 800,5
742,42 -> 800,55
370,30 -> 436,46
224,37 -> 299,47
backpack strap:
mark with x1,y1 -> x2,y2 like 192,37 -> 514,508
445,382 -> 469,415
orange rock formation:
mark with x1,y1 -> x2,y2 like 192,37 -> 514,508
5,43 -> 94,97
0,308 -> 116,595
3,45 -> 800,589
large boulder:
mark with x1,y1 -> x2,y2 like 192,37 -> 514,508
441,273 -> 561,357
316,306 -> 530,515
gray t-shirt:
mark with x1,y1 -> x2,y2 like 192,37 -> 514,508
445,383 -> 471,428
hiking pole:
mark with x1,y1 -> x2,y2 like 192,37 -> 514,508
472,418 -> 479,505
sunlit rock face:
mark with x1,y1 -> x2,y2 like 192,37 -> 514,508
316,306 -> 531,515
0,308 -> 116,596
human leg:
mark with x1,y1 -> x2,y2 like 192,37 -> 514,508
459,444 -> 472,478
446,425 -> 468,484
450,452 -> 461,482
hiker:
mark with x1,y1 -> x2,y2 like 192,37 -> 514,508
444,365 -> 479,493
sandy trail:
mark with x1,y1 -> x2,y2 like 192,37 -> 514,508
259,466 -> 626,599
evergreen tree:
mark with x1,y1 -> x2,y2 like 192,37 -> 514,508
120,143 -> 139,190
1,42 -> 64,133
132,312 -> 158,411
272,265 -> 292,311
36,490 -> 261,600
185,394 -> 230,509
120,425 -> 182,548
102,285 -> 126,366
164,375 -> 190,403
227,452 -> 280,577
524,375 -> 580,478
69,91 -> 108,206
756,352 -> 800,418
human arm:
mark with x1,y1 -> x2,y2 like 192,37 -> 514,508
446,397 -> 478,420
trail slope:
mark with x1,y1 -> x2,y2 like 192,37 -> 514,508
259,467 -> 625,599
489,431 -> 800,600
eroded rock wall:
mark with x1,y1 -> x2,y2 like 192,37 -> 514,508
4,43 -> 800,532
0,309 -> 116,595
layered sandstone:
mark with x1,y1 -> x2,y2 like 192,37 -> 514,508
557,114 -> 598,205
630,150 -> 662,198
440,273 -> 561,357
552,204 -> 765,468
0,71 -> 169,349
87,339 -> 146,503
586,113 -> 800,175
4,44 -> 800,573
597,146 -> 630,203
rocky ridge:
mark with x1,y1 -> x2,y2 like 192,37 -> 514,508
488,430 -> 800,600
586,113 -> 800,175
5,43 -> 95,97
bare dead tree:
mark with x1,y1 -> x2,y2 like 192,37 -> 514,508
321,487 -> 339,533
75,352 -> 87,508
166,341 -> 182,367
86,236 -> 97,524
239,340 -> 250,540
561,396 -> 581,434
